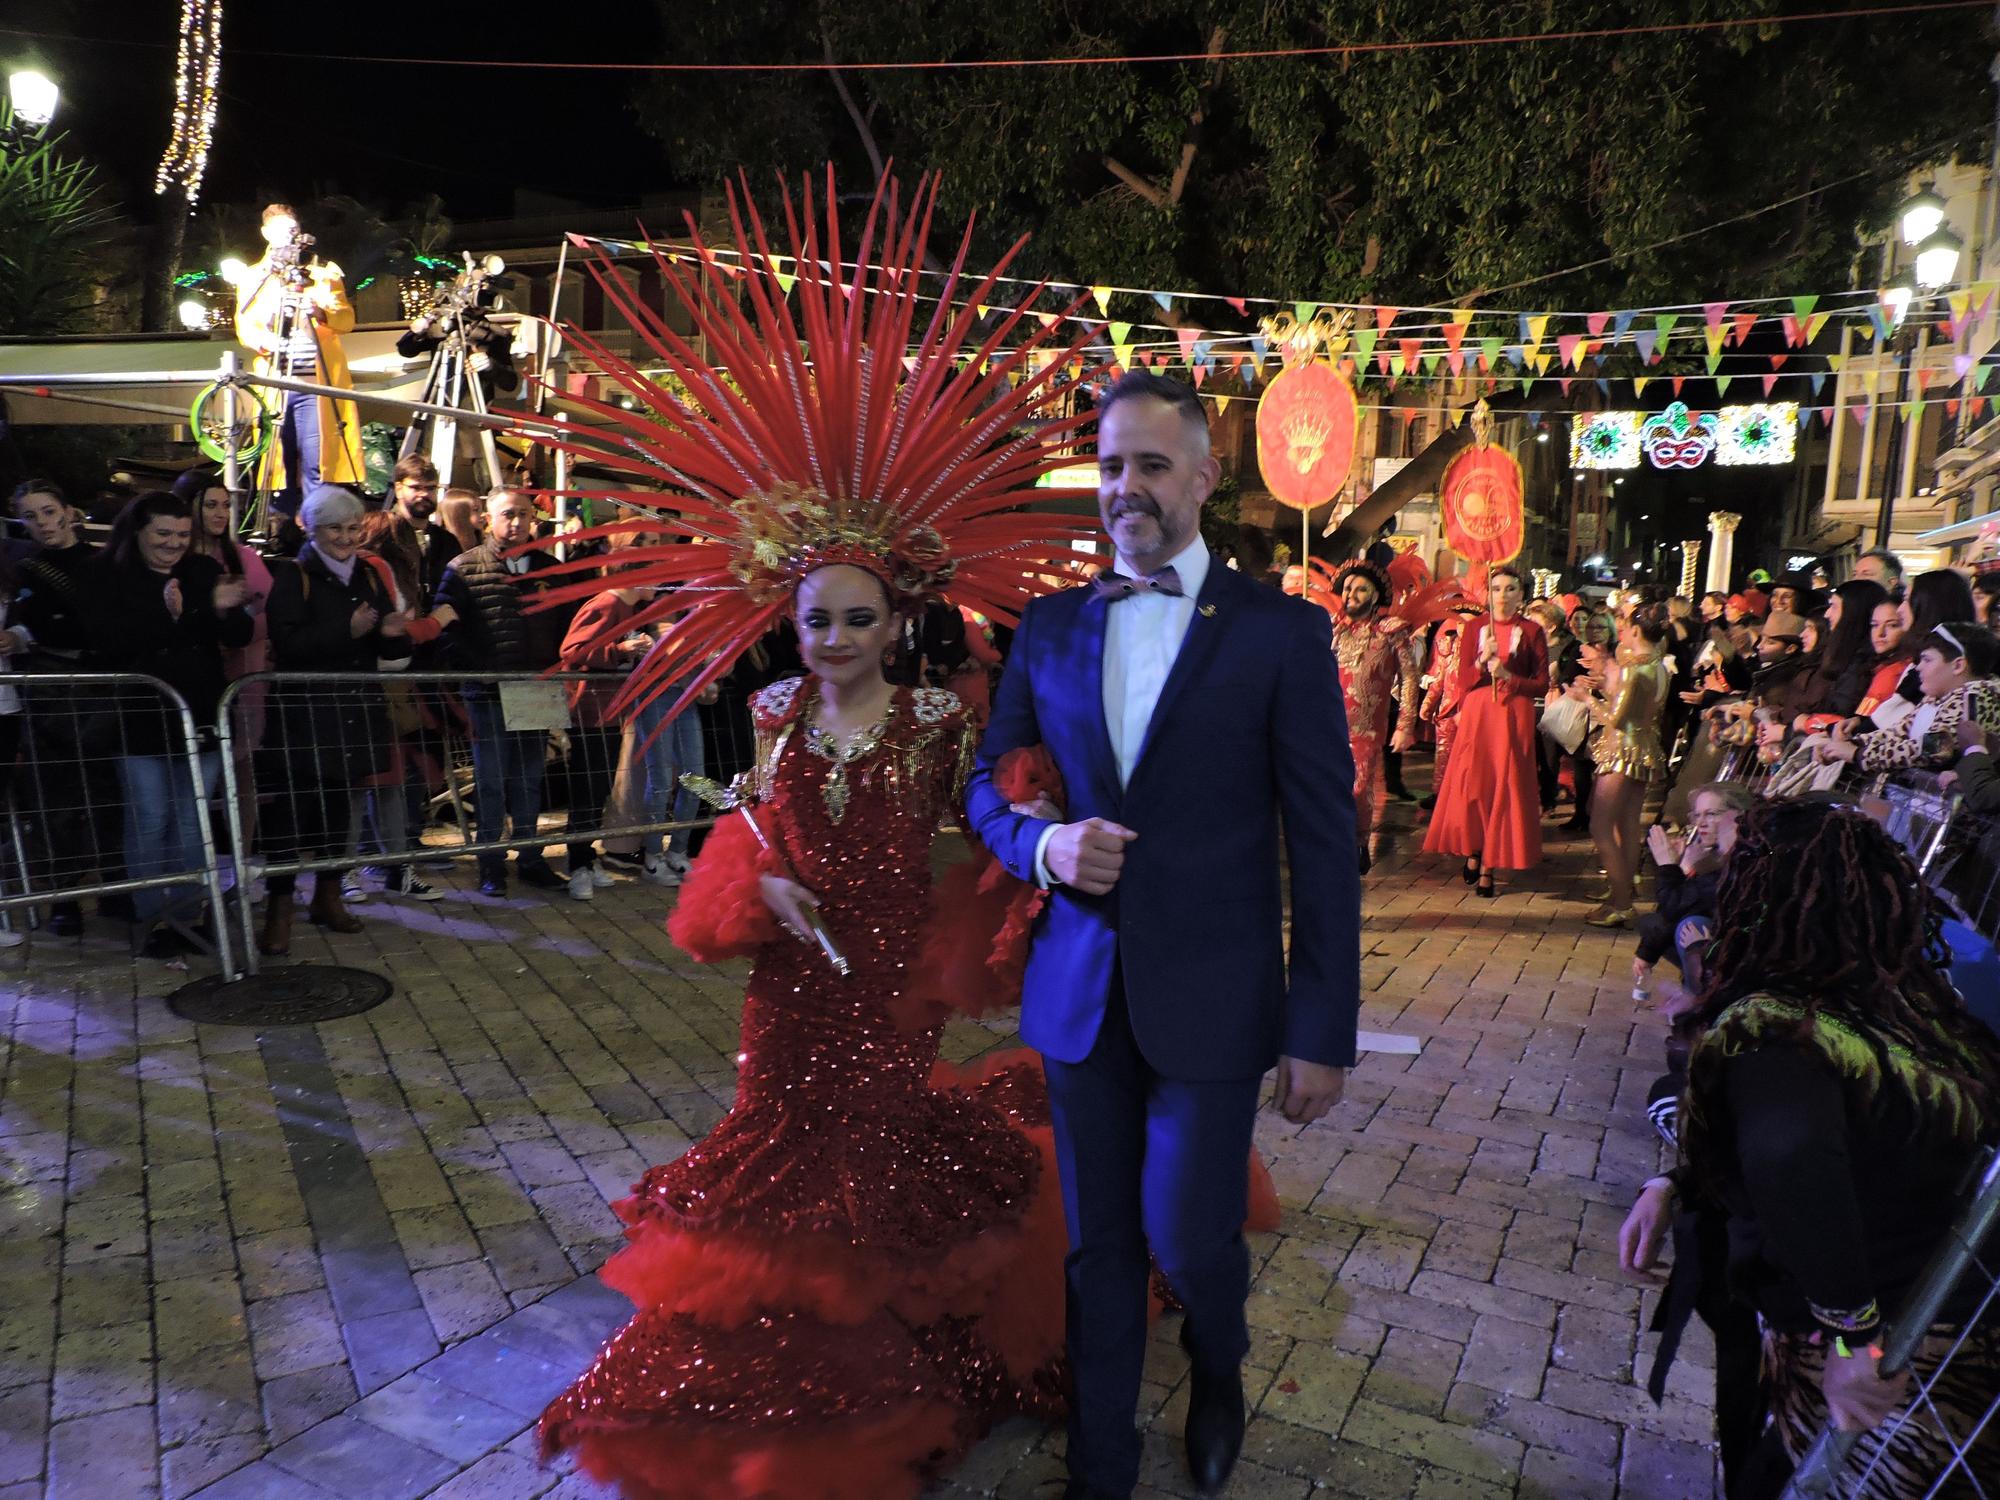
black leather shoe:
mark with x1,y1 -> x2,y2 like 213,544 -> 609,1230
478,874 -> 507,898
516,861 -> 565,890
47,900 -> 83,937
1180,1326 -> 1245,1494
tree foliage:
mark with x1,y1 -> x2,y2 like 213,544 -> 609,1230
0,103 -> 123,335
633,0 -> 1992,320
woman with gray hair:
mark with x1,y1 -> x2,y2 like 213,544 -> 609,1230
256,485 -> 413,953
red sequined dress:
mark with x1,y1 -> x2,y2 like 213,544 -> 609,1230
538,677 -> 1071,1500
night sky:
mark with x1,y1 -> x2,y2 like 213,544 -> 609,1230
12,2 -> 673,223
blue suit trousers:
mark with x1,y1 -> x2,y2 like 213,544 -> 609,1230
1041,981 -> 1261,1496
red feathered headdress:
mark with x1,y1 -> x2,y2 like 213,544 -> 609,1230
522,170 -> 1104,721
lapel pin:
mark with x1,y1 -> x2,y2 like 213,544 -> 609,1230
1199,603 -> 1218,617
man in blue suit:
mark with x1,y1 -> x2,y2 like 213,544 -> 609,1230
966,373 -> 1360,1498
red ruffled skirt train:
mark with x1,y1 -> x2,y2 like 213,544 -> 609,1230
1421,687 -> 1542,872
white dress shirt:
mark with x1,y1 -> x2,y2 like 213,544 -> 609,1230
1034,536 -> 1210,884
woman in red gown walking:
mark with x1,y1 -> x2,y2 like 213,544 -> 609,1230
1422,565 -> 1549,895
539,563 -> 1073,1499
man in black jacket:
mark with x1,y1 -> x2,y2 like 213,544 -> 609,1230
435,489 -> 572,895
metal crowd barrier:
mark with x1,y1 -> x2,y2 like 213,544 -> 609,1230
1781,1146 -> 2000,1498
214,669 -> 753,977
0,666 -> 759,980
0,670 -> 238,973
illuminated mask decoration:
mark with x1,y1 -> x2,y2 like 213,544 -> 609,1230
1641,403 -> 1720,469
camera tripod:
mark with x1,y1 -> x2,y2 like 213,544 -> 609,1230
399,310 -> 505,491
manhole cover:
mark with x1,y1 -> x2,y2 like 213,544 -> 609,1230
169,965 -> 394,1026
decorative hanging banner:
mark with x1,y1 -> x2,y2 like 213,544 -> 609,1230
1439,400 -> 1524,564
1254,310 -> 1359,511
1572,403 -> 1799,471
1571,411 -> 1644,469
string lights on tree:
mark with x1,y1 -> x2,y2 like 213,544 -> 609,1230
154,0 -> 223,203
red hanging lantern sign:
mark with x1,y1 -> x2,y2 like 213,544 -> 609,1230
1440,400 -> 1524,563
1255,312 -> 1358,510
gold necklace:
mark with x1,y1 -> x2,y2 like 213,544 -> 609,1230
803,687 -> 896,822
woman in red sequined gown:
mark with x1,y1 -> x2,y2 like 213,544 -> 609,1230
539,566 -> 1071,1499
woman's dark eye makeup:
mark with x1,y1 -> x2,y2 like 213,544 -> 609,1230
804,611 -> 879,628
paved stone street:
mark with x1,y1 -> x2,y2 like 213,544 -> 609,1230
0,792 -> 1714,1500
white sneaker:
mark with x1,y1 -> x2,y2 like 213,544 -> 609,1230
341,876 -> 370,904
590,865 -> 615,888
0,929 -> 23,949
568,868 -> 596,902
642,856 -> 682,888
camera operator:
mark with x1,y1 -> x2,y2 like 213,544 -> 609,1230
397,254 -> 518,403
232,204 -> 367,522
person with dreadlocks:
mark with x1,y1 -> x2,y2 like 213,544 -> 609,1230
1329,558 -> 1422,872
1618,798 -> 2000,1499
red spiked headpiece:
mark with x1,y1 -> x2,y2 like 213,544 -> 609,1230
529,170 -> 1103,720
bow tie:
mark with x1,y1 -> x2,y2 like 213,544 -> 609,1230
1094,565 -> 1184,601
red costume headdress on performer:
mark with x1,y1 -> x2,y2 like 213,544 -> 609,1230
528,170 -> 1102,719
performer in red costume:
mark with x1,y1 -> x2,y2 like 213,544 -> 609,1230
1329,560 -> 1421,870
1419,607 -> 1477,809
529,174 -> 1276,1500
1421,564 -> 1549,896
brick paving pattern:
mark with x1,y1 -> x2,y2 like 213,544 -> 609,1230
0,797 -> 1717,1499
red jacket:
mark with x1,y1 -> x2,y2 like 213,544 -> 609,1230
561,590 -> 645,727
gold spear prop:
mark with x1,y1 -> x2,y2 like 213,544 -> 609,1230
682,773 -> 850,976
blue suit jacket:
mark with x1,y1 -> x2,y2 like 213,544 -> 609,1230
966,562 -> 1360,1080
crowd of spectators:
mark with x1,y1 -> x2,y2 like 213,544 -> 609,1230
0,460 -> 726,957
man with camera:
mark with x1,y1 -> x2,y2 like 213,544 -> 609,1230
232,204 -> 366,522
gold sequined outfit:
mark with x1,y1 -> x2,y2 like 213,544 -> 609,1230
1592,651 -> 1671,781
540,679 -> 1067,1499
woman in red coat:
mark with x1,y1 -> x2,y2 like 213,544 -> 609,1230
1421,565 -> 1549,895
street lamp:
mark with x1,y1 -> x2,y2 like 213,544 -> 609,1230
177,298 -> 210,331
2,69 -> 58,156
1875,199 -> 1965,545
1899,184 -> 1947,246
1883,272 -> 1916,329
1915,226 -> 1964,291
7,70 -> 56,128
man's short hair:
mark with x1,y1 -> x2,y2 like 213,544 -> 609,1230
393,454 -> 439,487
1096,372 -> 1210,455
485,487 -> 534,514
1859,546 -> 1905,583
261,202 -> 296,225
